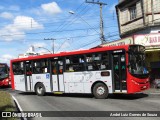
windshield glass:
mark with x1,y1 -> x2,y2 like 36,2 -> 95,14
128,45 -> 149,78
0,64 -> 8,80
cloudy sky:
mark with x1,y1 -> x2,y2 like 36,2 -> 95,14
0,0 -> 119,64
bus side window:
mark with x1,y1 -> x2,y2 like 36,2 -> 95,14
33,61 -> 42,74
51,61 -> 57,74
65,55 -> 85,72
100,52 -> 109,70
13,62 -> 24,75
41,60 -> 48,73
88,64 -> 93,70
41,67 -> 47,73
86,53 -> 101,71
58,61 -> 63,74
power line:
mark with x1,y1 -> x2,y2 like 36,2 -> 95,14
54,1 -> 86,31
85,0 -> 107,44
56,4 -> 92,33
0,26 -> 117,37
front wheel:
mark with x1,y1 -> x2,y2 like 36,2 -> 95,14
92,83 -> 108,99
35,83 -> 46,96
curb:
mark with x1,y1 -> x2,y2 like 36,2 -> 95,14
12,95 -> 27,120
147,92 -> 160,95
149,93 -> 160,95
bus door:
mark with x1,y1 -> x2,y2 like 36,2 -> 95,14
24,61 -> 33,91
51,58 -> 64,92
112,50 -> 127,93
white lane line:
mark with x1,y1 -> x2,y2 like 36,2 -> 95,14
12,95 -> 27,120
12,96 -> 23,111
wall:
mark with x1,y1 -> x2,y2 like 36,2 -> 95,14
116,0 -> 160,38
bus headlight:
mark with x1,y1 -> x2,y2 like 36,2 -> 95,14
131,80 -> 139,85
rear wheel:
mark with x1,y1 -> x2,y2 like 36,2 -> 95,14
92,83 -> 108,99
35,83 -> 46,96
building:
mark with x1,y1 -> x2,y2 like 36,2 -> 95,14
116,0 -> 160,38
18,46 -> 51,58
103,0 -> 160,86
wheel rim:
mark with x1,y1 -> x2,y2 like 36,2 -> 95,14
37,86 -> 43,94
96,86 -> 105,95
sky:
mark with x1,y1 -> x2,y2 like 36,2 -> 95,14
0,0 -> 119,64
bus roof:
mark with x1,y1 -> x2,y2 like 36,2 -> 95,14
10,45 -> 132,62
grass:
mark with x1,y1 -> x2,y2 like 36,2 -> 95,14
0,91 -> 17,120
0,91 -> 15,111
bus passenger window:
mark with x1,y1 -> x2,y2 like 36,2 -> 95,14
42,68 -> 47,73
59,65 -> 63,74
52,62 -> 57,74
88,65 -> 93,70
101,64 -> 106,69
69,66 -> 74,72
12,62 -> 24,75
65,55 -> 85,72
92,62 -> 99,70
53,68 -> 57,74
59,69 -> 63,73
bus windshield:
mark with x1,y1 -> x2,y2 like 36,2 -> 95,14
0,64 -> 8,80
128,45 -> 149,78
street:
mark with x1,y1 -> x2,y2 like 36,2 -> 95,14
1,88 -> 160,120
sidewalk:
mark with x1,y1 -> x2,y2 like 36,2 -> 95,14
143,88 -> 160,95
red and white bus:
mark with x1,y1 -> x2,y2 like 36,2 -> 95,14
0,63 -> 10,87
10,45 -> 150,99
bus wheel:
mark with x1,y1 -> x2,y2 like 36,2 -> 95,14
35,83 -> 46,96
93,83 -> 108,99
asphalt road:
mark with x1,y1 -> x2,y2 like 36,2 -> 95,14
1,87 -> 160,120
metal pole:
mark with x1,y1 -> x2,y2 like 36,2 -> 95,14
52,39 -> 54,54
141,0 -> 146,25
151,0 -> 154,24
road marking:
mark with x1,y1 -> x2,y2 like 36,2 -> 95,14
12,95 -> 27,120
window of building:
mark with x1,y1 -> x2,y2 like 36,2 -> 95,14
129,5 -> 137,20
155,0 -> 160,12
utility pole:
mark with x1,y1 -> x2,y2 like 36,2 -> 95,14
44,38 -> 56,54
151,0 -> 154,24
85,0 -> 107,44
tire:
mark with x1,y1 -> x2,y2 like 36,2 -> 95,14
92,83 -> 108,99
35,83 -> 46,96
